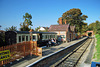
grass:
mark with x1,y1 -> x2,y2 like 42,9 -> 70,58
94,34 -> 100,61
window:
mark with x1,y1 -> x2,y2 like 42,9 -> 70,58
52,35 -> 53,38
47,35 -> 49,39
54,35 -> 55,38
26,36 -> 28,41
22,35 -> 25,41
33,35 -> 36,41
52,35 -> 54,38
42,35 -> 44,40
48,35 -> 50,39
46,35 -> 47,39
50,35 -> 52,39
60,31 -> 66,34
19,36 -> 21,42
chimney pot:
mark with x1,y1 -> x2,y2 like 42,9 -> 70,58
65,19 -> 66,24
59,17 -> 62,25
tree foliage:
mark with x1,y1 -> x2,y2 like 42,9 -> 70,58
0,25 -> 1,28
5,26 -> 17,31
88,20 -> 100,35
20,13 -> 33,31
58,8 -> 88,33
35,26 -> 41,31
0,32 -> 5,47
81,22 -> 88,33
23,13 -> 32,26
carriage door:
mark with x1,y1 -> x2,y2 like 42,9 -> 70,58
37,33 -> 41,41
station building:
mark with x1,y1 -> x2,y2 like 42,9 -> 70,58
48,17 -> 76,42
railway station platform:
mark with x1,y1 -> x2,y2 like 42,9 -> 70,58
5,37 -> 87,67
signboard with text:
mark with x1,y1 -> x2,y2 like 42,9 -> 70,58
0,50 -> 10,61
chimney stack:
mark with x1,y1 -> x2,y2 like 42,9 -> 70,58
65,19 -> 66,24
59,17 -> 62,25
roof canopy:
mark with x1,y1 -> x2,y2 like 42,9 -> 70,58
5,31 -> 57,34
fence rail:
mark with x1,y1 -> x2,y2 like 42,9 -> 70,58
0,41 -> 42,66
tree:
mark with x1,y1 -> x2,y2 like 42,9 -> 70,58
58,8 -> 88,34
20,13 -> 32,31
88,23 -> 96,33
0,26 -> 5,47
95,21 -> 100,34
81,22 -> 88,34
23,13 -> 32,26
0,25 -> 1,30
5,26 -> 17,31
35,26 -> 41,31
88,20 -> 100,35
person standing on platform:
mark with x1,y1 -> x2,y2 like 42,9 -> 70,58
51,38 -> 55,46
54,38 -> 57,45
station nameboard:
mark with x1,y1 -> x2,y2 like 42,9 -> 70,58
0,50 -> 10,61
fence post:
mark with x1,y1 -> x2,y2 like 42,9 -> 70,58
35,41 -> 37,55
30,41 -> 31,55
29,29 -> 33,56
30,41 -> 33,56
23,42 -> 25,56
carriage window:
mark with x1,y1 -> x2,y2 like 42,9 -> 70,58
50,35 -> 52,39
53,35 -> 55,38
42,35 -> 45,40
52,35 -> 53,38
48,35 -> 50,39
46,35 -> 47,39
19,36 -> 21,42
22,35 -> 25,41
26,36 -> 28,41
47,35 -> 49,39
33,36 -> 36,41
52,35 -> 54,38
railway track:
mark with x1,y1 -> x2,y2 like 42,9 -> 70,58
51,38 -> 92,67
26,37 -> 92,67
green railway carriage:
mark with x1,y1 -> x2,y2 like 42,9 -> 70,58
5,31 -> 57,47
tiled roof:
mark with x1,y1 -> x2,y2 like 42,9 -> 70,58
49,24 -> 69,31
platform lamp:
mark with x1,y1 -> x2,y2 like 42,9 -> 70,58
29,29 -> 33,56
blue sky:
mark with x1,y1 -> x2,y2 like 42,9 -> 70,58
0,0 -> 100,30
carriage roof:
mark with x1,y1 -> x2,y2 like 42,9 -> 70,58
5,31 -> 57,34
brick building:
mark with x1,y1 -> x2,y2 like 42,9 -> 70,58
48,17 -> 76,42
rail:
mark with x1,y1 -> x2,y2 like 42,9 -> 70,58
26,37 -> 88,67
55,38 -> 92,67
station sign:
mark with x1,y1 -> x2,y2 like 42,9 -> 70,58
0,50 -> 10,61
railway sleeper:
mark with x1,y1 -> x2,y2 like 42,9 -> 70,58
57,39 -> 92,67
